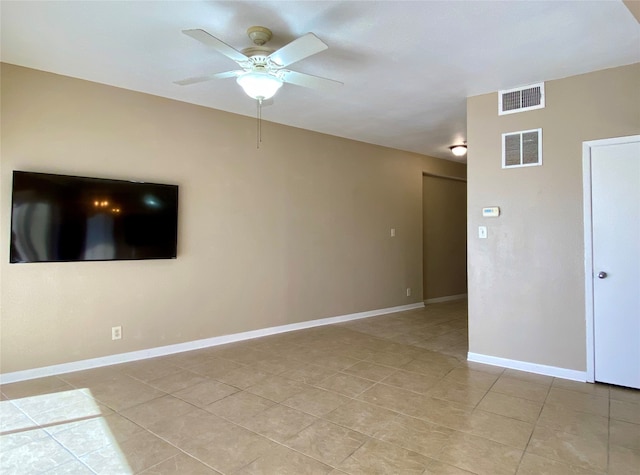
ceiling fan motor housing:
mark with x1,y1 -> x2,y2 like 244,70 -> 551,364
241,46 -> 275,59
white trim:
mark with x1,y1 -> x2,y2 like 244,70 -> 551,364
0,302 -> 424,384
582,141 -> 596,383
467,352 -> 586,382
424,293 -> 468,304
582,134 -> 640,384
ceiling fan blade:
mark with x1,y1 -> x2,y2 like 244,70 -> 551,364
268,33 -> 328,67
281,70 -> 343,91
182,29 -> 248,64
174,75 -> 216,86
174,70 -> 244,86
213,70 -> 245,79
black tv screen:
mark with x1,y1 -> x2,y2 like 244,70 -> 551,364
10,171 -> 178,263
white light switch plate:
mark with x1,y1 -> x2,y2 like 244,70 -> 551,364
478,226 -> 488,239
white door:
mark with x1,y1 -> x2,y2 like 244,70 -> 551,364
591,140 -> 640,389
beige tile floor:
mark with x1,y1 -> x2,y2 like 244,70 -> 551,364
1,300 -> 639,474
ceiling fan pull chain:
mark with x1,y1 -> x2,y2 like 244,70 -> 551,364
256,97 -> 264,148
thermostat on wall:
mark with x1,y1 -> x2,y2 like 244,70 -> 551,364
482,207 -> 500,217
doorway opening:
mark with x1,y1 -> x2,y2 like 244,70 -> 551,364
422,172 -> 468,304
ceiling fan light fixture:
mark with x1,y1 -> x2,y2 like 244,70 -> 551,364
449,144 -> 467,157
236,71 -> 283,100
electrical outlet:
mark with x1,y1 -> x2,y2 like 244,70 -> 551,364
111,326 -> 122,340
406,288 -> 411,297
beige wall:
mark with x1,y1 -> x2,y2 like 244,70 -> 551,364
422,175 -> 467,300
467,63 -> 640,371
623,0 -> 640,23
0,64 -> 466,374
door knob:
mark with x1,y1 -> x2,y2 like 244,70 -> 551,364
598,271 -> 608,279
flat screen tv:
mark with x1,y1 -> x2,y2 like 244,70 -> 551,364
10,171 -> 179,263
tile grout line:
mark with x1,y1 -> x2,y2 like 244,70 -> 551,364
511,375 -> 554,474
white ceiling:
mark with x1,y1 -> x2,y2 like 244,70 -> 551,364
1,1 -> 638,161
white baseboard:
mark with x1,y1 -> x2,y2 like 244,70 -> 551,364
467,352 -> 586,382
424,293 -> 468,304
0,302 -> 425,384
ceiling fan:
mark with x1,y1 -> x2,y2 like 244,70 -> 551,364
175,26 -> 342,102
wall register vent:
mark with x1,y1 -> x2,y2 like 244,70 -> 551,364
502,128 -> 542,169
499,82 -> 545,115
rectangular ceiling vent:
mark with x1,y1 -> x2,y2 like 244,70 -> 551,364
498,82 -> 545,115
502,128 -> 542,169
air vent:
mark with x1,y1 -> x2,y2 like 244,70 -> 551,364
502,128 -> 542,168
499,82 -> 545,115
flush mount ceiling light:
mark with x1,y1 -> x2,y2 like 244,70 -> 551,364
449,144 -> 467,157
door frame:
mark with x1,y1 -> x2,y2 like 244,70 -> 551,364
582,134 -> 640,383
